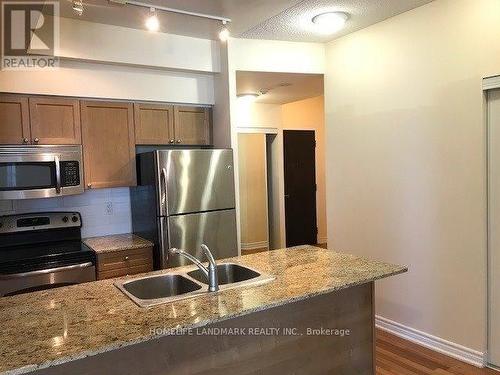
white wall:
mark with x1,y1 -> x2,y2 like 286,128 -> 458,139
325,0 -> 500,354
0,189 -> 131,238
0,17 -> 217,104
228,38 -> 325,75
235,102 -> 283,128
0,60 -> 214,104
55,17 -> 220,73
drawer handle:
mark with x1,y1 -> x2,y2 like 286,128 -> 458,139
124,256 -> 130,261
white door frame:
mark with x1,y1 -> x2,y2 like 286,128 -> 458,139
483,75 -> 500,369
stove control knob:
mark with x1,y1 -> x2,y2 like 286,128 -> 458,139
71,216 -> 79,223
62,216 -> 69,223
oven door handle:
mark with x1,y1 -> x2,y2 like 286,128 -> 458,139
55,155 -> 62,194
0,262 -> 93,279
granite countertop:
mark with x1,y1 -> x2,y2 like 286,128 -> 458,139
0,246 -> 407,375
83,234 -> 153,254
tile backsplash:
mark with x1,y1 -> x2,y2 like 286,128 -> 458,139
0,188 -> 132,238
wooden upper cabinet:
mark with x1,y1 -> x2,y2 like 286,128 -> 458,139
29,97 -> 81,145
0,94 -> 31,145
134,103 -> 174,145
173,106 -> 212,146
81,100 -> 136,189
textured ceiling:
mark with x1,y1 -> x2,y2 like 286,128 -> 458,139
240,0 -> 434,42
57,0 -> 434,42
236,71 -> 323,104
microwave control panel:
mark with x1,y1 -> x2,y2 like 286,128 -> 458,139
60,161 -> 81,187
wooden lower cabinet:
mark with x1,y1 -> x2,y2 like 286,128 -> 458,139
0,94 -> 30,145
96,247 -> 153,280
80,100 -> 136,189
174,105 -> 211,145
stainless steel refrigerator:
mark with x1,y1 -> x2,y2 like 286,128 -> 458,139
131,149 -> 237,269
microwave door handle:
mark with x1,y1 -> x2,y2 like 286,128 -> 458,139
55,155 -> 62,194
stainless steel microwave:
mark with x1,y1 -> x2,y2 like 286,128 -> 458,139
0,146 -> 84,200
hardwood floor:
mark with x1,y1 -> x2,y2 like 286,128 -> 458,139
376,329 -> 498,375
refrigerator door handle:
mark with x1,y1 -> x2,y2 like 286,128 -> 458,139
158,217 -> 170,269
160,167 -> 167,216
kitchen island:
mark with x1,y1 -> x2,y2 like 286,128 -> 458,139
0,246 -> 406,375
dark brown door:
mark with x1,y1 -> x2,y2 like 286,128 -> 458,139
284,130 -> 317,247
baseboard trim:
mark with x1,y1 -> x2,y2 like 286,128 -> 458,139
317,236 -> 327,245
241,241 -> 269,250
376,315 -> 486,368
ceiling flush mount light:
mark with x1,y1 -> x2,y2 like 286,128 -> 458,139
145,7 -> 160,32
72,0 -> 84,16
237,92 -> 261,103
312,11 -> 348,35
219,20 -> 230,42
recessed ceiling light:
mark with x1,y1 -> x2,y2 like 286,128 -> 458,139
311,12 -> 348,35
145,7 -> 160,32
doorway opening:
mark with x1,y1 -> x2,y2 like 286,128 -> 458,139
234,71 -> 326,254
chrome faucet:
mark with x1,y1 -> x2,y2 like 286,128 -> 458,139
169,244 -> 219,292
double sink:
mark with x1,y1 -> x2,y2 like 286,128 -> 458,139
115,263 -> 275,308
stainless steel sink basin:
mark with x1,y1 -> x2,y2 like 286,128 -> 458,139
115,262 -> 275,308
116,274 -> 204,308
187,263 -> 260,285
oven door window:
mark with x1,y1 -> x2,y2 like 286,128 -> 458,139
0,162 -> 56,191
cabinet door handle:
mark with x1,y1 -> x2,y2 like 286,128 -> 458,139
169,139 -> 174,144
22,138 -> 29,144
176,139 -> 181,144
33,138 -> 40,144
87,183 -> 92,189
124,256 -> 130,261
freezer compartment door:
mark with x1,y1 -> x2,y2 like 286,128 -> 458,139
163,209 -> 237,268
159,149 -> 235,215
